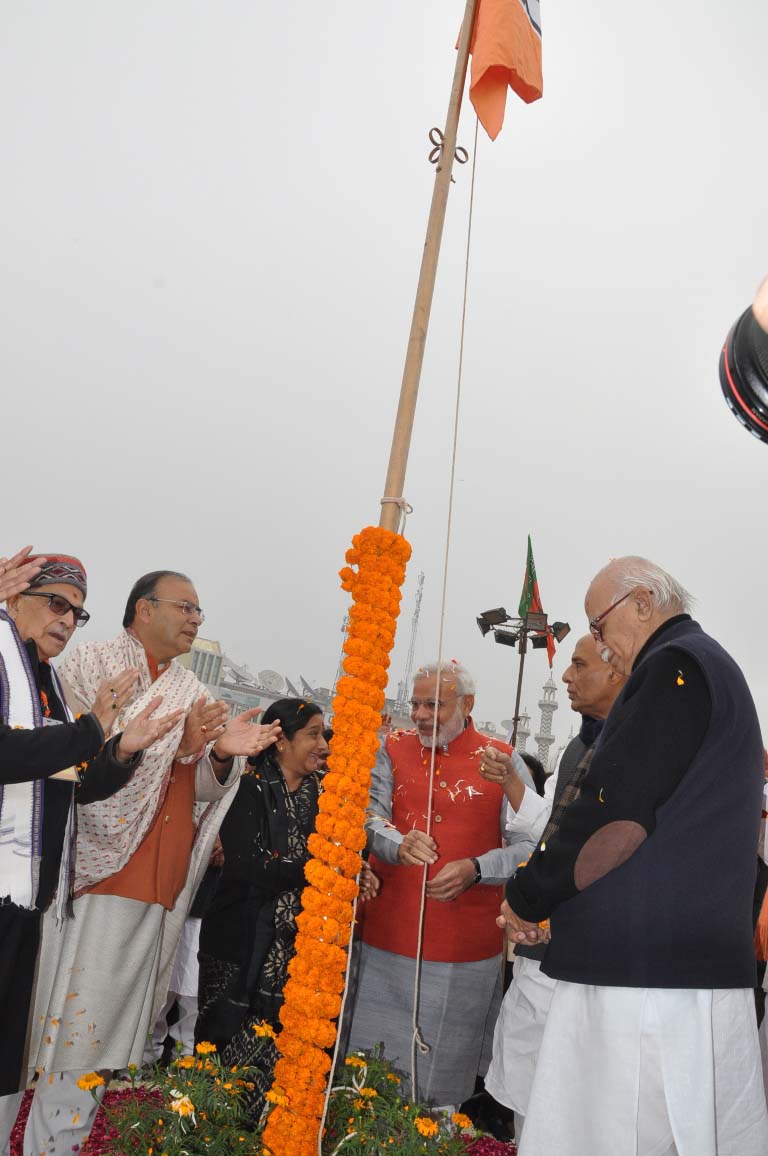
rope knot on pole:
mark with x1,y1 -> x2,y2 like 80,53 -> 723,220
380,496 -> 414,536
428,126 -> 469,181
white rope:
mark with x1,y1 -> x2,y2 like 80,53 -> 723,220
409,115 -> 481,1102
317,878 -> 363,1153
380,496 -> 414,536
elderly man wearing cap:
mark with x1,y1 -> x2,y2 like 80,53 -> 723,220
21,569 -> 281,1156
0,554 -> 183,1154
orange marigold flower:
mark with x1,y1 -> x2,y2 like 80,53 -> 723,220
76,1072 -> 105,1092
194,1041 -> 216,1055
415,1116 -> 440,1137
251,1020 -> 277,1040
169,1095 -> 195,1118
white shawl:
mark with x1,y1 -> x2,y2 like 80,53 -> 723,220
0,610 -> 77,919
59,630 -> 236,897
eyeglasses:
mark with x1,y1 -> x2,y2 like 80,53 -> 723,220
588,590 -> 634,642
409,698 -> 455,712
146,596 -> 205,622
21,591 -> 90,627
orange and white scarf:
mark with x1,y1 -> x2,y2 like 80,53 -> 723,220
59,630 -> 225,896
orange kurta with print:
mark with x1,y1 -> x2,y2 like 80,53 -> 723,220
87,760 -> 195,909
363,721 -> 507,963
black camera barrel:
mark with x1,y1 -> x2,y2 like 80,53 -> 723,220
719,307 -> 768,445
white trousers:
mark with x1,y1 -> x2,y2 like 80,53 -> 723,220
519,983 -> 768,1156
484,956 -> 556,1116
22,1071 -> 108,1156
143,992 -> 198,1064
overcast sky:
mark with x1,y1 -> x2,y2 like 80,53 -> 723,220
2,1 -> 767,758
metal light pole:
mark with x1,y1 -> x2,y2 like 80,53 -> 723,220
476,608 -> 570,746
510,630 -> 528,747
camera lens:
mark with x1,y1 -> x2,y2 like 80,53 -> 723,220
719,312 -> 768,445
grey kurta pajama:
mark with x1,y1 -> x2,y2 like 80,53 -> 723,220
344,738 -> 537,1106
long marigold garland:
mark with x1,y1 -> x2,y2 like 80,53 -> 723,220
262,526 -> 411,1156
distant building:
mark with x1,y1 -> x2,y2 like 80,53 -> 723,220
177,637 -> 223,687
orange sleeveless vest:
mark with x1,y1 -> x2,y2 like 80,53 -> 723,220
363,721 -> 508,963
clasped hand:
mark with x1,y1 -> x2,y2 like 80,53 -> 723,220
396,829 -> 476,902
496,898 -> 550,945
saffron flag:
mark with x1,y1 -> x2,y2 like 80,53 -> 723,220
518,535 -> 555,666
469,0 -> 543,140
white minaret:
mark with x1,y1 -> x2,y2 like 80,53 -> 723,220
516,708 -> 531,753
535,673 -> 559,769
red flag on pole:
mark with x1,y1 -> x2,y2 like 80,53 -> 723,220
518,535 -> 555,666
469,0 -> 543,140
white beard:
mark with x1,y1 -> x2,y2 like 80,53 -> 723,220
417,707 -> 466,750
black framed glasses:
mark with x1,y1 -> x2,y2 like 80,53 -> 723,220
146,596 -> 205,623
21,591 -> 90,627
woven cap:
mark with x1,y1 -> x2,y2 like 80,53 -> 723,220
29,555 -> 87,597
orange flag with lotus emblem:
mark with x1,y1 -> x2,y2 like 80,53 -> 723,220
469,0 -> 543,140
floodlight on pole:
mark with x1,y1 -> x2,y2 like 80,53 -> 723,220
551,621 -> 571,643
476,604 -> 571,746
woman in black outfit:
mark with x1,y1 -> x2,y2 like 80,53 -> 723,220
197,698 -> 326,1107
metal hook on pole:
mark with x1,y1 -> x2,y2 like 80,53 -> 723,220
428,126 -> 469,180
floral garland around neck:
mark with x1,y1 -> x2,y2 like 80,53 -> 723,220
262,525 -> 411,1156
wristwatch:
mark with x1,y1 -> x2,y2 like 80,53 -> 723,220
470,856 -> 482,885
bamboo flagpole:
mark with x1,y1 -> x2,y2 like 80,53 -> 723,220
379,0 -> 479,532
263,8 -> 545,1151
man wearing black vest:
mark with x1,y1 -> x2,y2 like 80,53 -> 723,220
481,634 -> 624,1139
500,556 -> 768,1156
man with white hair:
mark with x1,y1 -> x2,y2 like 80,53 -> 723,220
500,557 -> 768,1156
346,660 -> 537,1109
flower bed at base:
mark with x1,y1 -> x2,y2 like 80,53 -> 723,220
10,1091 -> 516,1156
10,1047 -> 518,1156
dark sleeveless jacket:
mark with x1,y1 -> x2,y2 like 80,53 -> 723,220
541,619 -> 763,988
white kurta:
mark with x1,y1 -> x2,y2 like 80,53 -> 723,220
483,767 -> 559,1116
518,982 -> 768,1156
484,956 -> 556,1114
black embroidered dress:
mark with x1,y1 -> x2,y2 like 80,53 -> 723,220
198,757 -> 320,1115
